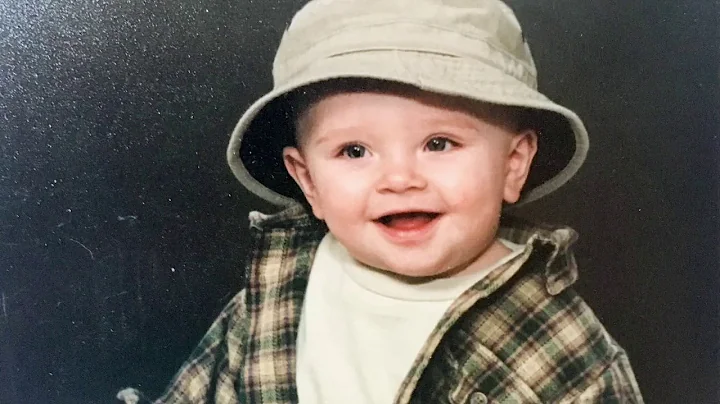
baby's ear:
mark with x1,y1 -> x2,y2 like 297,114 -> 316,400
503,130 -> 538,203
282,146 -> 324,219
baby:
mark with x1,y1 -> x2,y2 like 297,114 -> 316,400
142,0 -> 644,402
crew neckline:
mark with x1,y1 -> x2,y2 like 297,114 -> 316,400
325,234 -> 526,302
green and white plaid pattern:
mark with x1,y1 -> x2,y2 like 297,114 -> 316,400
153,204 -> 643,403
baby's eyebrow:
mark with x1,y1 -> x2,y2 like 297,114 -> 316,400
424,116 -> 482,132
311,125 -> 369,145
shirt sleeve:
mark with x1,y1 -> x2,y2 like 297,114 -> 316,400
564,352 -> 645,404
154,289 -> 248,404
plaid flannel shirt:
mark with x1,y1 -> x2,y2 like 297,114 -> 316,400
151,204 -> 643,403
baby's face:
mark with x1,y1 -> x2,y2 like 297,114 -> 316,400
283,90 -> 536,278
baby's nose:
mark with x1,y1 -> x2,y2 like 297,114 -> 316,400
376,158 -> 427,193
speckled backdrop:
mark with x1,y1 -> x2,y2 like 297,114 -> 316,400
0,0 -> 718,403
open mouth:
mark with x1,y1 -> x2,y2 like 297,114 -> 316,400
375,211 -> 441,230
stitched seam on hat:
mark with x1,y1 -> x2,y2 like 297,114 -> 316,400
283,19 -> 536,74
278,41 -> 534,85
278,48 -> 535,87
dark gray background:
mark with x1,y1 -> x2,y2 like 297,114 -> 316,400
1,0 -> 718,403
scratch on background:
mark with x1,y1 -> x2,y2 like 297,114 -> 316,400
69,238 -> 95,260
104,290 -> 129,302
2,292 -> 7,320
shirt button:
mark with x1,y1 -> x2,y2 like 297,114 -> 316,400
469,392 -> 488,404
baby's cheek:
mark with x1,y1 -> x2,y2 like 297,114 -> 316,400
455,172 -> 506,207
318,194 -> 368,235
323,177 -> 371,207
444,186 -> 488,211
323,188 -> 363,214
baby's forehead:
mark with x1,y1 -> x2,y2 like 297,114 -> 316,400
312,93 -> 488,130
292,85 -> 524,131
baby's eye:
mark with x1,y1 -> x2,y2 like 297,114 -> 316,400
340,144 -> 367,159
425,137 -> 456,152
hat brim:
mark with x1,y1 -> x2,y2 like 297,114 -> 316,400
227,50 -> 589,208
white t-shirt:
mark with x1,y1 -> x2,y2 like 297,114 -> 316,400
296,233 -> 525,404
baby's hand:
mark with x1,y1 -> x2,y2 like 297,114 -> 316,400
116,387 -> 146,404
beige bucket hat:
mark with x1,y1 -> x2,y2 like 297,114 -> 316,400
227,0 -> 589,207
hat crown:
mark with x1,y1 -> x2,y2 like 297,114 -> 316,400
274,0 -> 538,88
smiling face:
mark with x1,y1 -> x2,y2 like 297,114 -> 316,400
283,86 -> 538,279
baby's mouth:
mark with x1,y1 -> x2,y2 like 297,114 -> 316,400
375,211 -> 441,230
